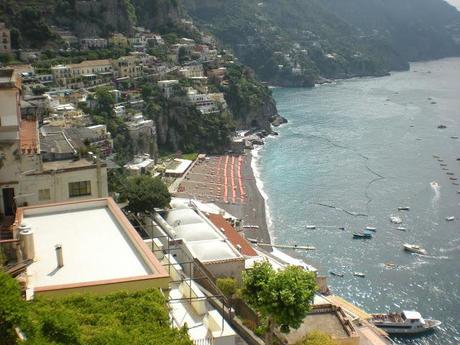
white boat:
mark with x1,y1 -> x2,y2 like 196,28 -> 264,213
396,227 -> 407,231
398,206 -> 410,211
390,216 -> 403,224
446,216 -> 455,221
365,226 -> 377,232
370,310 -> 441,334
353,272 -> 365,278
306,225 -> 316,229
403,243 -> 428,255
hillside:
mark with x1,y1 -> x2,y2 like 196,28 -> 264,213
183,0 -> 460,86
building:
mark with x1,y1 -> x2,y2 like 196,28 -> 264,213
109,33 -> 129,48
0,22 -> 11,53
126,114 -> 157,155
15,198 -> 170,298
152,203 -> 245,282
187,89 -> 227,115
164,159 -> 193,178
0,70 -> 108,217
114,56 -> 143,79
80,38 -> 108,50
124,154 -> 156,176
179,64 -> 204,79
158,80 -> 179,99
51,60 -> 115,89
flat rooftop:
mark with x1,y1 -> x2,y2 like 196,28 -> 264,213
18,198 -> 168,294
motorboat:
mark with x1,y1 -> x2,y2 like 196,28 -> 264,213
398,206 -> 410,211
404,244 -> 428,255
396,227 -> 407,231
329,271 -> 344,277
430,181 -> 440,188
365,226 -> 377,232
370,310 -> 441,334
353,232 -> 372,239
446,172 -> 454,175
390,216 -> 403,224
353,272 -> 365,278
446,216 -> 455,221
306,225 -> 316,230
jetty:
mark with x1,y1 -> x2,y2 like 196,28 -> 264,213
255,242 -> 316,251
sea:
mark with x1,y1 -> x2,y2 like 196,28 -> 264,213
253,58 -> 460,345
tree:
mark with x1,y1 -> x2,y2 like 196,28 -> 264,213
0,271 -> 28,344
123,175 -> 171,213
295,331 -> 338,345
216,277 -> 237,299
241,262 -> 317,345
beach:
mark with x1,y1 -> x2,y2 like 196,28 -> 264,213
174,151 -> 271,245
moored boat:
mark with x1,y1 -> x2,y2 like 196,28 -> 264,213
370,310 -> 441,334
306,225 -> 316,229
365,226 -> 377,232
398,206 -> 410,211
353,232 -> 372,239
353,272 -> 365,278
329,271 -> 344,277
403,243 -> 428,255
446,216 -> 455,221
396,226 -> 407,231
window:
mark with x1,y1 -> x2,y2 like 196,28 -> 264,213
68,181 -> 91,198
38,189 -> 51,201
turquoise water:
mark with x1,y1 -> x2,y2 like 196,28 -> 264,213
257,58 -> 460,344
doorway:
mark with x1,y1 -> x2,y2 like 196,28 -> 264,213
2,188 -> 15,216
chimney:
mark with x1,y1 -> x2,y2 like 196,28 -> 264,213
55,244 -> 64,267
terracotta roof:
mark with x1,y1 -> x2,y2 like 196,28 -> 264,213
69,59 -> 112,68
207,214 -> 257,257
20,119 -> 39,154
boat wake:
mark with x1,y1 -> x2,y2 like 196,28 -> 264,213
315,202 -> 368,217
306,134 -> 385,211
430,181 -> 441,207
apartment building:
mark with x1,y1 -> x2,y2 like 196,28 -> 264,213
51,60 -> 115,88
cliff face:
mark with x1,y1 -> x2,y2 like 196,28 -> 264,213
132,0 -> 180,32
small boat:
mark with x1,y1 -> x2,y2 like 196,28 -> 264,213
247,238 -> 258,244
437,124 -> 447,129
338,226 -> 345,230
446,216 -> 455,221
451,136 -> 459,139
390,216 -> 403,224
450,177 -> 458,181
353,272 -> 365,278
370,311 -> 441,334
432,155 -> 440,158
454,182 -> 460,186
396,226 -> 407,231
353,232 -> 372,239
446,172 -> 454,175
384,262 -> 397,269
365,226 -> 377,232
329,271 -> 344,277
306,225 -> 316,230
430,181 -> 440,188
457,158 -> 460,161
404,243 -> 428,255
441,163 -> 448,167
398,206 -> 410,211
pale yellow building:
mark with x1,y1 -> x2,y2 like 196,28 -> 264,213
51,59 -> 115,88
114,55 -> 143,79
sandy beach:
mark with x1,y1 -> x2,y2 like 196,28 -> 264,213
174,151 -> 271,245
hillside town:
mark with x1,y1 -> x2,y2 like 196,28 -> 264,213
0,20 -> 396,345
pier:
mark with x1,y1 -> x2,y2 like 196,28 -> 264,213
254,242 -> 316,251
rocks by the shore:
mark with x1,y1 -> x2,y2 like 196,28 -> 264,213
270,114 -> 288,127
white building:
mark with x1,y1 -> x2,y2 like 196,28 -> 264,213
16,198 -> 170,298
158,80 -> 179,99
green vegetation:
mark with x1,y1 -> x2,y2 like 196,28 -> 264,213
183,0 -> 460,85
0,271 -> 27,344
242,261 -> 317,344
122,175 -> 171,214
216,277 -> 238,299
295,331 -> 338,345
0,271 -> 192,345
